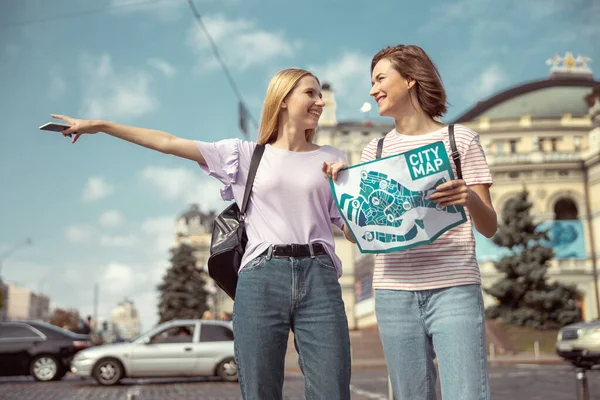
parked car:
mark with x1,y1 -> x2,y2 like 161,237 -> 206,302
0,320 -> 92,381
556,319 -> 600,368
71,319 -> 237,386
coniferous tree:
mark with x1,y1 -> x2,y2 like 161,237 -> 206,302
485,190 -> 581,329
157,242 -> 209,323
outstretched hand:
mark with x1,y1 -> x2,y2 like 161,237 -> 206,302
322,161 -> 348,182
429,179 -> 472,208
51,114 -> 101,144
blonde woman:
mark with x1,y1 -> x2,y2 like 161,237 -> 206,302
52,68 -> 353,400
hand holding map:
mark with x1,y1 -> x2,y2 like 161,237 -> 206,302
329,141 -> 467,253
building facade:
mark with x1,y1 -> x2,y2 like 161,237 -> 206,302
1,282 -> 50,321
110,298 -> 141,340
315,53 -> 600,326
175,204 -> 233,316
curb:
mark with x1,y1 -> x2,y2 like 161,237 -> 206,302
285,356 -> 568,373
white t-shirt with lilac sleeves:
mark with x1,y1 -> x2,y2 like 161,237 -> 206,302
195,139 -> 348,277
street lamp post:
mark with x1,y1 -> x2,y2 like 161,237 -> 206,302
0,237 -> 33,278
0,238 -> 33,320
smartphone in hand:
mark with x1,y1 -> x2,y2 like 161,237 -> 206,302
39,122 -> 70,132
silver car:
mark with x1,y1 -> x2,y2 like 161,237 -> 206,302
71,319 -> 237,385
556,319 -> 600,368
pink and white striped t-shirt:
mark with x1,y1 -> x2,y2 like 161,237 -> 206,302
360,124 -> 493,291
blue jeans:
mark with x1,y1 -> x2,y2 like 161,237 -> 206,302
375,285 -> 490,400
233,250 -> 351,400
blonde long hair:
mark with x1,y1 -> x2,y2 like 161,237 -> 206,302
257,68 -> 319,145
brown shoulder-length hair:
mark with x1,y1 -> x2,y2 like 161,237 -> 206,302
371,45 -> 447,118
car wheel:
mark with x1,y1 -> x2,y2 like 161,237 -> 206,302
217,357 -> 238,382
93,358 -> 124,386
30,355 -> 60,382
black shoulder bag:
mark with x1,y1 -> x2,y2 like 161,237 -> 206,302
375,124 -> 462,179
207,144 -> 265,300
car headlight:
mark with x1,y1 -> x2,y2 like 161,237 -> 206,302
74,352 -> 88,361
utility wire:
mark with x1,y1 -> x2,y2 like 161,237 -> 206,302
2,0 -> 258,132
186,0 -> 258,130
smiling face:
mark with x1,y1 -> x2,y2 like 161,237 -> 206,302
282,75 -> 324,130
369,58 -> 414,118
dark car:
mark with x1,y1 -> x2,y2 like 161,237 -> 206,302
0,320 -> 92,381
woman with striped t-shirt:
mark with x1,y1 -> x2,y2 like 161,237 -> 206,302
323,45 -> 497,400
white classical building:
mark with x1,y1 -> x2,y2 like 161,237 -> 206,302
175,204 -> 233,316
110,298 -> 141,340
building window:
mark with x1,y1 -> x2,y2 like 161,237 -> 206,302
551,138 -> 558,152
341,130 -> 349,136
554,198 -> 578,220
496,140 -> 504,154
508,171 -> 519,178
558,170 -> 569,177
509,140 -> 517,154
574,136 -> 582,151
538,138 -> 545,152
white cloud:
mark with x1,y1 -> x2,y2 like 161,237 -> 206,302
187,14 -> 301,71
98,210 -> 124,228
466,64 -> 508,101
100,235 -> 137,247
79,53 -> 158,120
65,225 -> 95,243
147,58 -> 176,78
82,177 -> 115,202
141,216 -> 178,254
48,69 -> 67,100
140,166 -> 227,212
310,52 -> 373,118
102,262 -> 148,294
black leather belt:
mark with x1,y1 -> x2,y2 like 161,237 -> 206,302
261,243 -> 327,258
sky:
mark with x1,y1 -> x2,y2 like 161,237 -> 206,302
1,0 -> 598,331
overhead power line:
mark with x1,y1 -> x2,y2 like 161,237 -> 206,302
2,0 -> 257,136
186,0 -> 258,136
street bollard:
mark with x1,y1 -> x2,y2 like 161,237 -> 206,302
489,343 -> 495,361
533,341 -> 540,360
575,368 -> 590,400
387,375 -> 394,400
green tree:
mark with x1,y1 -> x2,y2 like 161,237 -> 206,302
484,189 -> 581,329
157,242 -> 209,323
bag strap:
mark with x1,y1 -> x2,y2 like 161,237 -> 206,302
377,127 -> 462,179
448,124 -> 462,180
240,144 -> 265,215
376,138 -> 384,159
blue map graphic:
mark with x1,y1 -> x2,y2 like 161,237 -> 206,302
339,170 -> 461,244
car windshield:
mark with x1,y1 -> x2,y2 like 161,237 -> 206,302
128,333 -> 146,342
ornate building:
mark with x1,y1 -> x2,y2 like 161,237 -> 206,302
110,298 -> 141,340
315,52 -> 600,327
175,204 -> 233,315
